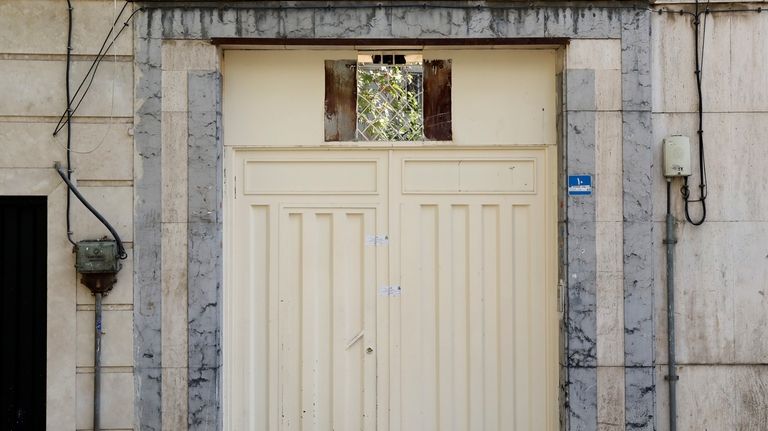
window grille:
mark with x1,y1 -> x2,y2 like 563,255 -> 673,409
356,54 -> 424,141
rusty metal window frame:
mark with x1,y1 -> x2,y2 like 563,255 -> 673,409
324,52 -> 453,142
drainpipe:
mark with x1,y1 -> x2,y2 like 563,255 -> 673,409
665,180 -> 679,431
94,292 -> 103,431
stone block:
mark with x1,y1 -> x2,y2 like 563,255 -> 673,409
651,12 -> 732,113
597,271 -> 624,366
623,111 -> 653,222
730,14 -> 768,112
623,220 -> 655,367
71,186 -> 133,242
654,221 -> 744,365
625,367 -> 655,431
162,70 -> 188,113
162,222 -> 189,369
189,367 -> 221,430
596,69 -> 622,112
596,112 -> 623,177
0,118 -> 135,183
0,121 -> 66,169
621,9 -> 651,112
568,39 -> 622,70
188,221 -> 222,369
597,366 -> 625,430
652,113 -> 768,222
162,367 -> 189,431
729,223 -> 768,363
567,69 -> 596,111
0,59 -> 132,117
162,40 -> 218,71
0,168 -> 61,195
162,111 -> 189,223
597,221 -> 623,274
76,371 -> 134,430
0,0 -> 133,55
76,309 -> 134,367
596,172 -> 622,223
733,366 -> 768,429
46,185 -> 78,430
568,367 -> 598,430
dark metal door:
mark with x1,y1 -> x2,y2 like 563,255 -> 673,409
0,197 -> 46,430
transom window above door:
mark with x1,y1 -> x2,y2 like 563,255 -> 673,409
324,53 -> 452,142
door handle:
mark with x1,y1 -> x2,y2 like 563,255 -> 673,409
345,330 -> 364,350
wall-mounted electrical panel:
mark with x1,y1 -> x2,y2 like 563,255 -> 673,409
663,135 -> 692,178
75,240 -> 121,274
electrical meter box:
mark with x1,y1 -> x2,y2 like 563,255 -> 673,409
75,240 -> 121,274
663,135 -> 692,177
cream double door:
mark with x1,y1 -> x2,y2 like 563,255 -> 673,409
227,148 -> 555,431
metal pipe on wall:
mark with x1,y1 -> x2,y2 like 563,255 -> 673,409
94,292 -> 103,431
665,180 -> 679,431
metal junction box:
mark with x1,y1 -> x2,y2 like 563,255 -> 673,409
75,240 -> 121,274
663,135 -> 692,178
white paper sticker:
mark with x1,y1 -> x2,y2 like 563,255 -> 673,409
378,285 -> 401,297
365,234 -> 389,246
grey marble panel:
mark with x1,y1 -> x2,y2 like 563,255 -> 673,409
621,8 -> 655,431
567,69 -> 596,112
189,367 -> 220,430
568,367 -> 598,430
187,71 -> 223,431
626,367 -> 656,431
544,7 -> 623,39
622,8 -> 652,112
134,9 -> 164,431
159,5 -> 624,40
566,110 -> 597,224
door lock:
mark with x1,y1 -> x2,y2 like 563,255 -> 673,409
366,347 -> 374,354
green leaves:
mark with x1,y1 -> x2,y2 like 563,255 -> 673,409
356,65 -> 424,141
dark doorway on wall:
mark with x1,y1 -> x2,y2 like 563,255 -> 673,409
0,197 -> 47,430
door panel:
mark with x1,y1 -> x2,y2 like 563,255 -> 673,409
228,148 -> 556,431
388,150 -> 550,431
278,207 -> 377,431
228,151 -> 388,431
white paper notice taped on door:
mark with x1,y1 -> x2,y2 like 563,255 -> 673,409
378,285 -> 401,297
365,234 -> 389,246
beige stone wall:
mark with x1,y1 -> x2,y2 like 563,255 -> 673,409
2,1 -> 767,429
651,8 -> 768,431
0,1 -> 135,429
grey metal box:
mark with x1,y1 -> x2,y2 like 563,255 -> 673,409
75,240 -> 122,274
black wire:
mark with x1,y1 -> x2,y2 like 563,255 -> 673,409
53,3 -> 139,137
55,164 -> 128,260
682,0 -> 708,226
65,0 -> 76,246
53,1 -> 128,136
65,8 -> 144,132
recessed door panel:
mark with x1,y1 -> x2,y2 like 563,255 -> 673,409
228,148 -> 556,431
277,207 -> 377,431
388,149 -> 552,431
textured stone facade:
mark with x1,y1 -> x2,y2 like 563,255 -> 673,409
2,1 -> 768,430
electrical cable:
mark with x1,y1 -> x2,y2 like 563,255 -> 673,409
57,1 -> 129,259
681,0 -> 709,225
65,0 -> 76,246
54,163 -> 128,260
53,1 -> 127,137
53,3 -> 141,137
